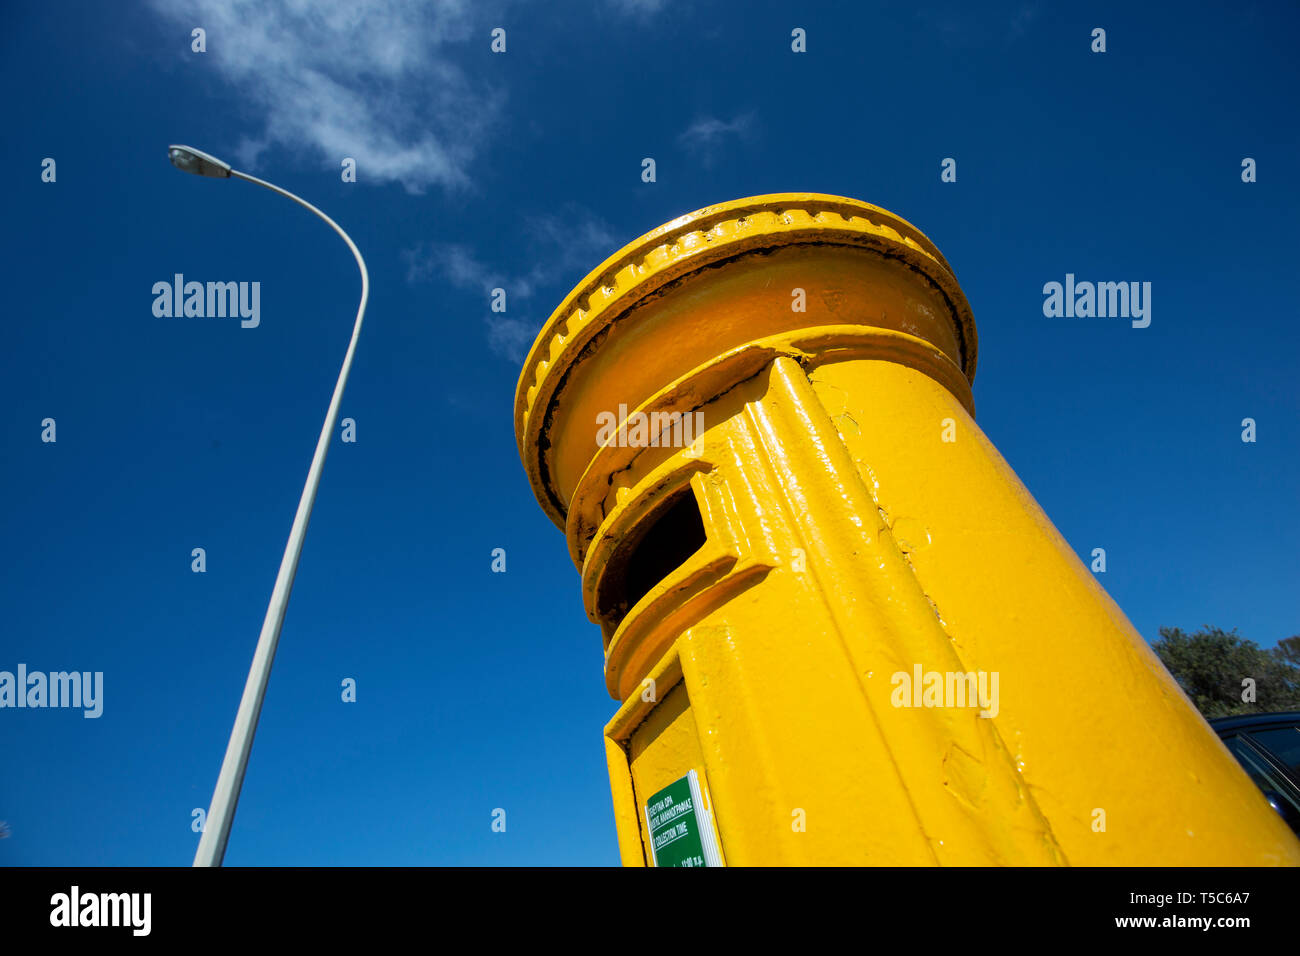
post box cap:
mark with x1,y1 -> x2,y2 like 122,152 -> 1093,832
514,192 -> 977,530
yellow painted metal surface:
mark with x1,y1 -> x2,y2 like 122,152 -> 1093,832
514,193 -> 1300,865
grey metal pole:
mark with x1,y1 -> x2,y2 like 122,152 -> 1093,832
176,153 -> 370,867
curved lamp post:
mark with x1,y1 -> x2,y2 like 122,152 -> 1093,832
168,145 -> 370,867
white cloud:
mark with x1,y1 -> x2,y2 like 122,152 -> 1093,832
607,0 -> 669,14
486,317 -> 540,360
677,112 -> 756,166
1008,3 -> 1039,41
148,0 -> 501,193
404,243 -> 521,295
521,210 -> 620,284
914,2 -> 1039,49
405,205 -> 623,361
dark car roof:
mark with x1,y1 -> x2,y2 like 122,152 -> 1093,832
1207,711 -> 1300,733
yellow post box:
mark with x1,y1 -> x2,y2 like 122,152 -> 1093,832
513,193 -> 1300,866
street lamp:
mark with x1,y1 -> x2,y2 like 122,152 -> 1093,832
169,145 -> 371,867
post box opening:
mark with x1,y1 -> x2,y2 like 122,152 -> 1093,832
599,489 -> 708,629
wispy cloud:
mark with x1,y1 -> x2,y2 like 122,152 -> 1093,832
521,210 -> 621,282
914,2 -> 1039,49
147,0 -> 501,193
405,205 -> 624,362
606,0 -> 670,15
486,316 -> 541,362
677,111 -> 756,167
1008,2 -> 1039,42
405,244 -> 524,296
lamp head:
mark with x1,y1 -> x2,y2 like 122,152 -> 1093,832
168,145 -> 232,178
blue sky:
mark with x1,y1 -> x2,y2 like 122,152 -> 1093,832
1,0 -> 1297,866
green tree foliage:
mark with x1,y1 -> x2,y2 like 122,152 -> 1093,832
1274,635 -> 1300,669
1153,626 -> 1300,718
